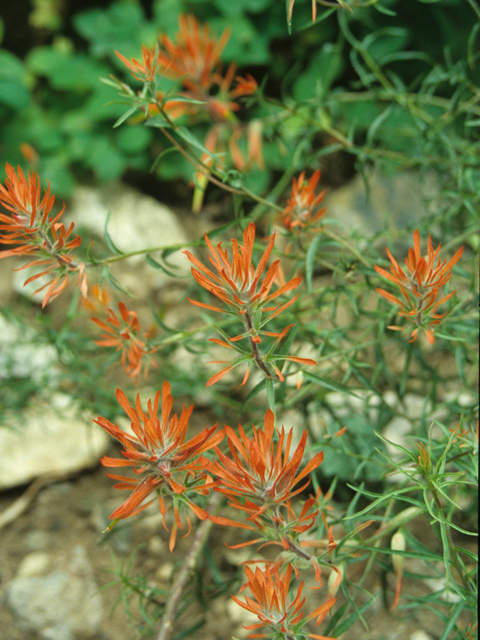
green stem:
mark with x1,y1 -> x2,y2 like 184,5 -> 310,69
99,241 -> 200,265
245,309 -> 273,378
466,0 -> 480,20
429,483 -> 474,593
322,228 -> 371,268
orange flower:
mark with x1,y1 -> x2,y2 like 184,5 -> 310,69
115,44 -> 159,82
207,409 -> 324,518
232,564 -> 335,639
19,143 -> 38,166
95,382 -> 223,550
185,223 -> 316,384
91,301 -> 155,383
282,170 -> 326,236
184,222 -> 301,341
157,14 -> 231,93
375,230 -> 463,344
0,163 -> 86,306
116,15 -> 256,124
81,283 -> 112,313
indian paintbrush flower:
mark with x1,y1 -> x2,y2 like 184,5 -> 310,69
184,222 -> 316,384
0,163 -> 87,306
95,382 -> 223,550
375,229 -> 463,344
91,301 -> 155,384
232,563 -> 335,639
282,170 -> 326,238
207,409 -> 324,518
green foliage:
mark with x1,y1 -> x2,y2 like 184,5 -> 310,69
0,0 -> 477,200
0,1 -> 478,639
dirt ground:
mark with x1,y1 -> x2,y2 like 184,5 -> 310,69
0,451 -> 475,640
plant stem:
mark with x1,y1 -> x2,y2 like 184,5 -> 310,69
155,492 -> 222,640
245,310 -> 273,378
429,483 -> 475,593
322,228 -> 371,268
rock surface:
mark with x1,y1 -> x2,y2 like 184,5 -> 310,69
0,393 -> 110,490
7,545 -> 103,640
67,183 -> 190,294
323,169 -> 438,238
0,314 -> 58,381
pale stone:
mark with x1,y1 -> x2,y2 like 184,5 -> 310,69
323,169 -> 439,238
67,183 -> 190,289
424,577 -> 463,602
0,314 -> 58,381
17,552 -> 52,577
0,393 -> 110,489
410,631 -> 434,640
226,597 -> 259,625
11,264 -> 53,305
155,562 -> 174,581
7,545 -> 103,638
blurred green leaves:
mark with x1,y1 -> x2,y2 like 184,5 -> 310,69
0,50 -> 30,110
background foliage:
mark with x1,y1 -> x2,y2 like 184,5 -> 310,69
0,1 -> 478,639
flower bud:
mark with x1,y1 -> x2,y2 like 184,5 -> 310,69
391,530 -> 406,609
391,530 -> 406,577
327,563 -> 344,599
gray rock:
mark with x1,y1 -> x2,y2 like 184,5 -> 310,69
67,183 -> 190,293
0,314 -> 58,381
0,393 -> 110,489
7,546 -> 103,639
323,169 -> 439,238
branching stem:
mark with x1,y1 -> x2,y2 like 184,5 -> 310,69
155,492 -> 222,640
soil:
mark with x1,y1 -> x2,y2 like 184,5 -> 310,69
0,448 -> 476,640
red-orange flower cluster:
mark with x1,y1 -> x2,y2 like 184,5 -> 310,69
207,410 -> 326,579
282,170 -> 326,237
375,230 -> 463,344
185,223 -> 301,339
0,163 -> 87,306
91,301 -> 156,384
95,382 -> 223,550
233,564 -> 335,639
185,222 -> 316,384
116,15 -> 261,187
117,15 -> 257,123
208,409 -> 324,518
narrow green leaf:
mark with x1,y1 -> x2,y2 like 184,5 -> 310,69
331,594 -> 376,635
176,125 -> 217,161
103,211 -> 123,255
305,233 -> 323,292
113,104 -> 140,128
303,370 -> 361,398
438,600 -> 465,640
241,378 -> 269,410
102,266 -> 131,295
266,378 -> 276,415
86,241 -> 99,264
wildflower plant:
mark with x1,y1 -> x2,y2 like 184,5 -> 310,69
185,222 -> 317,386
375,230 -> 464,344
0,2 -> 478,640
94,382 -> 223,551
0,163 -> 87,307
91,301 -> 157,384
